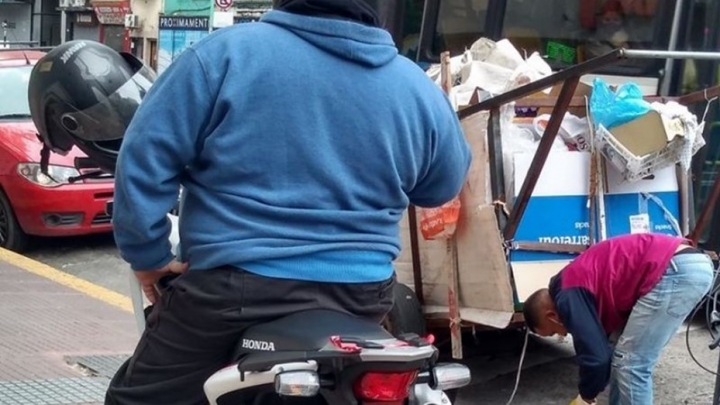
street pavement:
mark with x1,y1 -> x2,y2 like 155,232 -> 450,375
6,234 -> 719,404
0,250 -> 137,405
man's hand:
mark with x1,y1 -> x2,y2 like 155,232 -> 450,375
569,395 -> 596,405
134,260 -> 189,304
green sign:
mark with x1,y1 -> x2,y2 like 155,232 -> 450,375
546,41 -> 576,65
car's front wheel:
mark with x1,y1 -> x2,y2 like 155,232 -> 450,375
0,189 -> 29,252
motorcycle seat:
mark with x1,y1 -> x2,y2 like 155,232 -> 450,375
236,309 -> 393,352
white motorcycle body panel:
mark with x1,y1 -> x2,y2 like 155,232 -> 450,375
203,358 -> 452,405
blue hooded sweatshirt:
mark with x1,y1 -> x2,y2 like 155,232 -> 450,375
112,10 -> 472,283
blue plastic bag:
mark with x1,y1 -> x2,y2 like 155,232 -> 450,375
589,77 -> 651,129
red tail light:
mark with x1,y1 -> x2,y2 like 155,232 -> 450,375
353,370 -> 419,404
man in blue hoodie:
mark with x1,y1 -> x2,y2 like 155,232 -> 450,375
105,0 -> 472,403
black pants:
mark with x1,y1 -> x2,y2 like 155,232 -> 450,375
105,268 -> 395,405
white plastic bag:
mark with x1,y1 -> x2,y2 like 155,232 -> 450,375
533,113 -> 592,152
426,37 -> 554,109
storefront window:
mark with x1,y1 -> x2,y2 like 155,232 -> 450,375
103,25 -> 125,52
501,0 -> 664,74
431,0 -> 488,57
400,0 -> 424,59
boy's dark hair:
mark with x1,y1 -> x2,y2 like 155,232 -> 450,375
522,289 -> 547,333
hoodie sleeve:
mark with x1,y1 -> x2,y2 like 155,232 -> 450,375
556,287 -> 613,400
113,48 -> 214,271
407,96 -> 472,208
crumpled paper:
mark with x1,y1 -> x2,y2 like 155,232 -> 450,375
649,101 -> 706,171
425,38 -> 553,111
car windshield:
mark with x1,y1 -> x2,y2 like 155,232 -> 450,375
0,65 -> 32,119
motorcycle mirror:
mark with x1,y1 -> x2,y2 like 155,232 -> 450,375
432,363 -> 472,391
274,371 -> 320,397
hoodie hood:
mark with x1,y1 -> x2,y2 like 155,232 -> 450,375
273,0 -> 380,27
261,10 -> 398,68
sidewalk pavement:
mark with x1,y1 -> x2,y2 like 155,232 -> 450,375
0,250 -> 137,405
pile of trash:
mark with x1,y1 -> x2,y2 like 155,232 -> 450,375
424,37 -> 707,184
423,37 -> 591,193
589,78 -> 706,182
426,37 -> 552,110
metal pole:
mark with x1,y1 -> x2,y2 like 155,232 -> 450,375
28,6 -> 33,47
440,51 -> 463,360
458,49 -> 623,119
710,326 -> 720,405
689,168 -> 720,244
660,0 -> 685,96
595,149 -> 608,241
678,166 -> 690,235
408,206 -> 424,305
487,108 -> 507,221
503,77 -> 581,240
621,49 -> 720,61
60,10 -> 67,43
714,353 -> 720,405
0,41 -> 40,46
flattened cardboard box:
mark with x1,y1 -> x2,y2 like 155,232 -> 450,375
393,112 -> 515,329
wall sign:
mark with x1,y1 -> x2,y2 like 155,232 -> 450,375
159,16 -> 210,30
157,16 -> 210,75
75,12 -> 97,25
215,0 -> 232,10
92,1 -> 130,25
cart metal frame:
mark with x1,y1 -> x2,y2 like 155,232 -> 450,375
404,48 -> 720,357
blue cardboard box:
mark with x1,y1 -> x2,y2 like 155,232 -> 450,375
509,150 -> 593,263
602,163 -> 681,237
508,150 -> 682,303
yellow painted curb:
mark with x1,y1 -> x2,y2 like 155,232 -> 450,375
0,247 -> 133,313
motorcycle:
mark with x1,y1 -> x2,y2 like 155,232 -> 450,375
112,202 -> 472,405
201,308 -> 470,405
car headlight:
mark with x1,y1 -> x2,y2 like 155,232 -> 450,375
17,163 -> 81,187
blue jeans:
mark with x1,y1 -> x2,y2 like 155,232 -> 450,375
608,252 -> 715,405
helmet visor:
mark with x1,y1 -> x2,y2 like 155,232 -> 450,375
59,65 -> 156,142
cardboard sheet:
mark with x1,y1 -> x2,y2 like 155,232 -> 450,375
394,111 -> 516,329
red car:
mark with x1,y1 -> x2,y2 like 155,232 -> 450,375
0,49 -> 113,252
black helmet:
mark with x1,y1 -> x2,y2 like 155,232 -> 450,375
28,40 -> 155,174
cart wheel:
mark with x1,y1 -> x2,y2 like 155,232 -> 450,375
384,283 -> 427,337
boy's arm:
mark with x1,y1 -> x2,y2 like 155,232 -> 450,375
556,288 -> 614,401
